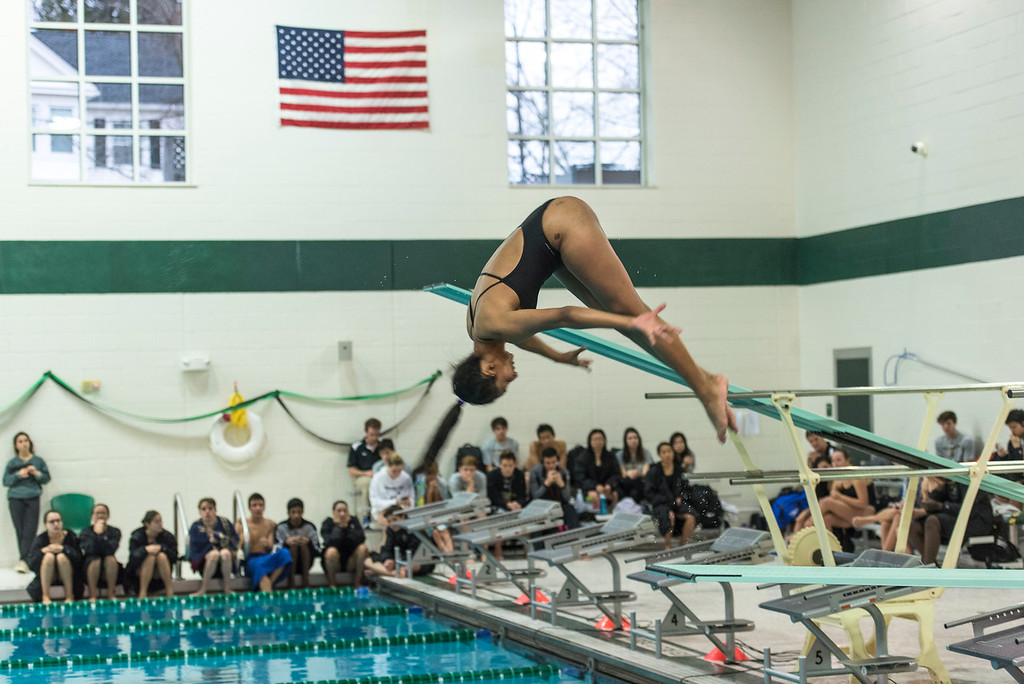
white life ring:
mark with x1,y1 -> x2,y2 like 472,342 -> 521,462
209,412 -> 266,467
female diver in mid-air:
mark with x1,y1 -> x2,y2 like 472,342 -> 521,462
422,197 -> 735,466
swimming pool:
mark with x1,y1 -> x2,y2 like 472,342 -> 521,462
0,588 -> 585,683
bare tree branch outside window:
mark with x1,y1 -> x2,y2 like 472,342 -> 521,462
505,0 -> 642,185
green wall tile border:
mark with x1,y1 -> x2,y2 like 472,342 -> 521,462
796,196 -> 1024,285
0,196 -> 1018,293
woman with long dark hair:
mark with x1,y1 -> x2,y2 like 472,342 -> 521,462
4,432 -> 51,574
573,429 -> 621,512
616,427 -> 652,503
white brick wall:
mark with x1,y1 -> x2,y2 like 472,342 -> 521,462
793,0 -> 1024,236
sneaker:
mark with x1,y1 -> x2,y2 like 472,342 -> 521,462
14,560 -> 29,574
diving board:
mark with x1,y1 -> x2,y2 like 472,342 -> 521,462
645,562 -> 1024,590
426,282 -> 1024,502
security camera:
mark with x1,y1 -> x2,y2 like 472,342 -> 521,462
910,141 -> 928,156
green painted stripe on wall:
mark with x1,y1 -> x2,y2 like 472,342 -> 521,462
796,196 -> 1024,285
0,238 -> 795,294
0,196 -> 1018,293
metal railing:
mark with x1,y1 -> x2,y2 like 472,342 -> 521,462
232,489 -> 251,559
646,382 -> 1024,401
172,493 -> 189,580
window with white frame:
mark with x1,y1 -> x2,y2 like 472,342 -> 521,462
28,0 -> 187,184
505,0 -> 643,186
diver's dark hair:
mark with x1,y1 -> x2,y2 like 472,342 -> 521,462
419,401 -> 465,472
452,353 -> 501,405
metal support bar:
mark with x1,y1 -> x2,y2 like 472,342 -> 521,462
723,462 -> 1024,486
896,392 -> 946,554
646,382 -> 1024,400
730,430 -> 789,560
943,387 -> 1016,568
772,394 -> 835,567
233,489 -> 251,559
172,492 -> 189,580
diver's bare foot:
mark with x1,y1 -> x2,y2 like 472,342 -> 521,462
191,589 -> 206,597
701,374 -> 736,443
41,596 -> 52,605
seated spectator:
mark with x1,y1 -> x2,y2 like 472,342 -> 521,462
238,493 -> 291,592
993,409 -> 1024,483
935,410 -> 978,463
421,462 -> 454,555
573,429 -> 621,513
488,450 -> 528,560
348,417 -> 382,524
27,509 -> 83,603
449,455 -> 487,495
645,442 -> 696,549
616,427 -> 652,504
275,498 -> 321,589
669,431 -> 695,469
529,447 -> 579,529
794,447 -> 873,532
481,417 -> 519,472
487,451 -> 527,513
369,453 -> 414,529
364,505 -> 434,579
853,477 -> 944,553
371,438 -> 396,474
188,497 -> 238,596
321,500 -> 369,587
909,479 -> 994,565
80,503 -> 123,602
525,424 -> 567,471
805,431 -> 835,470
125,510 -> 177,598
422,461 -> 450,504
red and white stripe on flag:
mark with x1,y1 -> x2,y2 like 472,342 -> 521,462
278,29 -> 428,130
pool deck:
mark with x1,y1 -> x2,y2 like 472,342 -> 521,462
373,551 -> 1019,684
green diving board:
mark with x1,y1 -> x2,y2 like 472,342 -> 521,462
647,563 -> 1024,590
426,282 -> 1024,501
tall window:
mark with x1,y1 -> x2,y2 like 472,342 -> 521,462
28,0 -> 187,184
505,0 -> 643,186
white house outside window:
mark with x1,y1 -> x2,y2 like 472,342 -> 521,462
28,0 -> 188,184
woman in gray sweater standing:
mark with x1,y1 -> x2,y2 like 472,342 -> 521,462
3,432 -> 51,573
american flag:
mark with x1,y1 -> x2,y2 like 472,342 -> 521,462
276,25 -> 428,130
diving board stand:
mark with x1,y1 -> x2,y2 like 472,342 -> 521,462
528,513 -> 657,630
945,603 -> 1024,683
626,528 -> 773,661
450,499 -> 563,600
757,550 -> 926,684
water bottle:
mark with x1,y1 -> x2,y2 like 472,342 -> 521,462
415,473 -> 426,507
599,493 -> 607,515
574,490 -> 585,513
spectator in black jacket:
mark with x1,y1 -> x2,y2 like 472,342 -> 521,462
486,450 -> 528,560
530,447 -> 579,529
364,505 -> 434,578
125,510 -> 177,598
80,503 -> 123,602
645,442 -> 696,549
27,509 -> 84,603
487,451 -> 527,513
572,429 -> 621,512
320,500 -> 368,587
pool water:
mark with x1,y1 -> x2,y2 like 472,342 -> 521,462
0,588 -> 583,683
